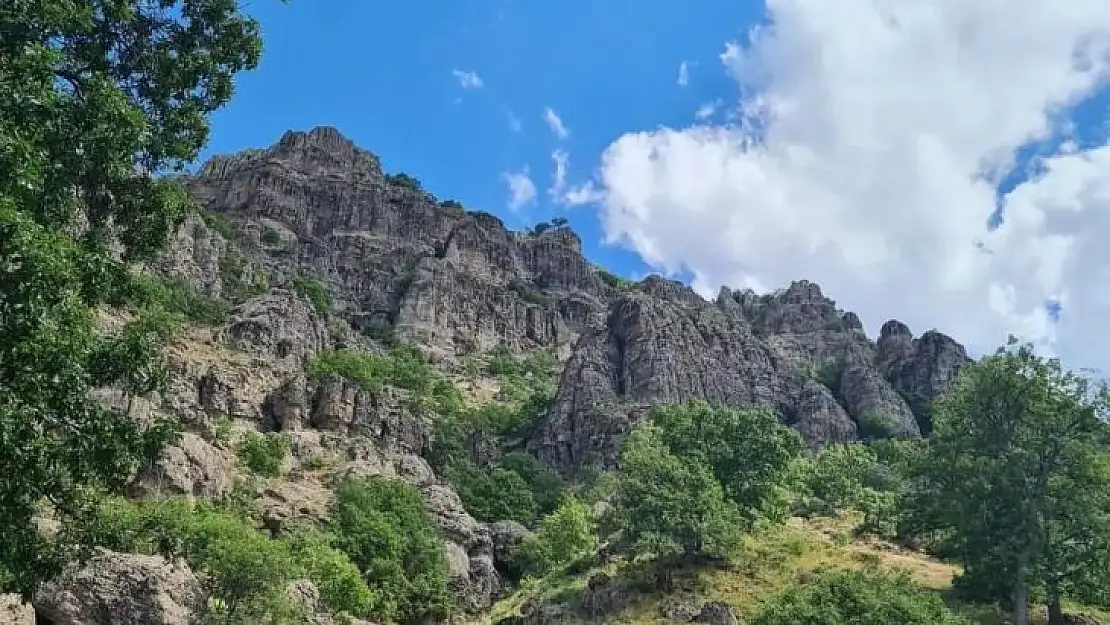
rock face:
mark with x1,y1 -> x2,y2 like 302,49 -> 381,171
175,126 -> 972,477
34,550 -> 205,625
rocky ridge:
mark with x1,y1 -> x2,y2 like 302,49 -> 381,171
23,126 -> 972,624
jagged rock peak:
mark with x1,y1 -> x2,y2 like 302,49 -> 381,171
197,125 -> 383,180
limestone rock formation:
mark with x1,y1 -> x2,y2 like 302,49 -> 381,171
34,550 -> 205,625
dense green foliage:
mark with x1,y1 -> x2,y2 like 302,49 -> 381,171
608,402 -> 804,584
0,0 -> 261,596
328,477 -> 455,623
513,496 -> 598,577
132,273 -> 230,326
236,431 -> 290,477
291,273 -> 332,316
307,344 -> 464,415
751,568 -> 973,625
904,340 -> 1110,624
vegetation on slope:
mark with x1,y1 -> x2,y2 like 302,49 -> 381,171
0,0 -> 262,596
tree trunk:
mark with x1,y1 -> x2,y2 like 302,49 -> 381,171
1012,580 -> 1030,625
1046,581 -> 1066,625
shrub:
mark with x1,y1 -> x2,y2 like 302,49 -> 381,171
329,477 -> 454,623
386,172 -> 423,191
500,452 -> 566,516
291,274 -> 331,316
857,410 -> 897,439
286,531 -> 376,618
439,199 -> 464,211
595,268 -> 633,290
750,568 -> 972,625
446,460 -> 538,524
509,277 -> 549,306
199,210 -> 238,241
513,496 -> 598,577
73,498 -> 310,623
218,250 -> 268,301
260,228 -> 281,246
799,443 -> 880,516
236,432 -> 289,477
815,359 -> 844,395
132,274 -> 229,326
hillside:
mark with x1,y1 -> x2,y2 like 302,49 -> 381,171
4,127 -> 1107,625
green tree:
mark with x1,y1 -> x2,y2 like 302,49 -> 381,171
651,401 -> 804,526
514,496 -> 597,576
905,340 -> 1110,625
0,0 -> 261,595
610,423 -> 743,584
328,477 -> 455,623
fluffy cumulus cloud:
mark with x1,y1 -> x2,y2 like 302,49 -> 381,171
451,69 -> 484,89
502,168 -> 537,211
592,0 -> 1110,370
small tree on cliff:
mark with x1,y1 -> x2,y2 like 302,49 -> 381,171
905,339 -> 1110,625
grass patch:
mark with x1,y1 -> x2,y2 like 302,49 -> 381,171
132,273 -> 229,326
199,209 -> 238,240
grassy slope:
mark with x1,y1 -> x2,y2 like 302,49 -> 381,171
489,514 -> 1110,625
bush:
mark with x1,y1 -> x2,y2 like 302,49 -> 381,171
286,531 -> 376,618
750,568 -> 972,625
199,210 -> 238,240
260,228 -> 281,246
446,460 -> 538,524
798,443 -> 880,516
857,410 -> 896,439
815,359 -> 844,395
509,277 -> 549,306
329,477 -> 454,623
218,250 -> 268,301
291,274 -> 331,316
595,268 -> 633,290
513,496 -> 598,577
132,274 -> 229,326
386,172 -> 423,191
236,432 -> 289,477
500,452 -> 565,516
73,498 -> 315,623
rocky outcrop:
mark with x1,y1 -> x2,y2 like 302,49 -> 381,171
875,320 -> 971,433
0,594 -> 33,625
34,550 -> 205,625
527,278 -> 860,473
129,432 -> 237,499
184,127 -> 608,360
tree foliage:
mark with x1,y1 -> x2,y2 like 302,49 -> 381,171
328,477 -> 455,623
751,568 -> 973,625
904,340 -> 1110,625
514,496 -> 598,577
0,0 -> 261,596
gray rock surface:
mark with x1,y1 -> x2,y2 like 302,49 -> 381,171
34,550 -> 205,625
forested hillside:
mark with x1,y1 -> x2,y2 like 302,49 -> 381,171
2,2 -> 1109,625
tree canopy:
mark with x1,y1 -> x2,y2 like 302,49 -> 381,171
0,0 -> 262,595
905,340 -> 1110,625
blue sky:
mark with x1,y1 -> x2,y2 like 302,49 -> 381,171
200,0 -> 763,281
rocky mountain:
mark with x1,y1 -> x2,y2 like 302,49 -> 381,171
179,126 -> 969,473
11,126 -> 973,624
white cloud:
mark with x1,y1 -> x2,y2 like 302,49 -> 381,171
549,150 -> 569,200
592,0 -> 1110,371
695,99 -> 722,121
507,111 -> 522,133
547,150 -> 606,207
451,69 -> 484,89
543,107 -> 570,140
678,61 -> 691,86
502,168 -> 537,212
